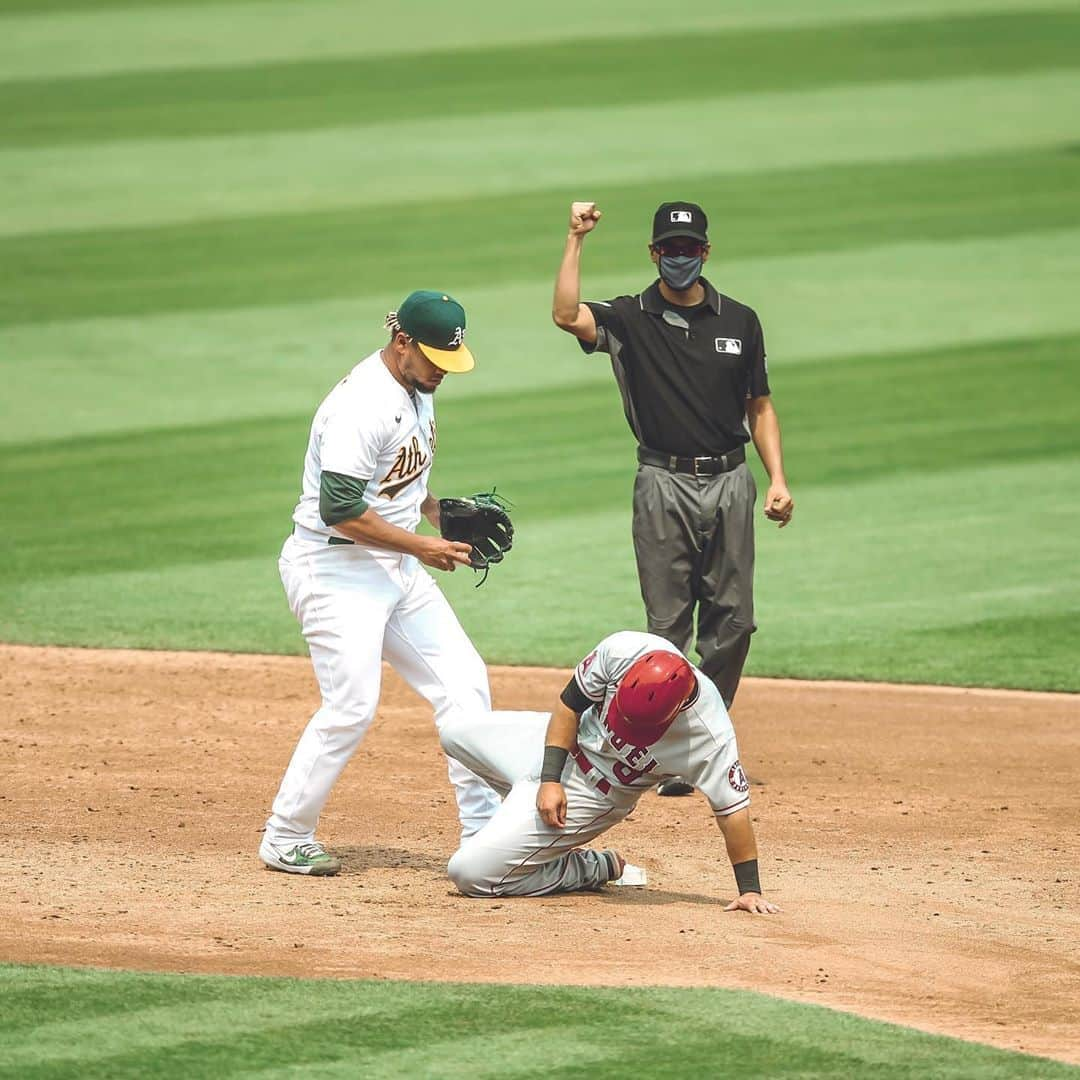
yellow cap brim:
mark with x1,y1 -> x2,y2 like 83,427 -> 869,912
417,341 -> 475,373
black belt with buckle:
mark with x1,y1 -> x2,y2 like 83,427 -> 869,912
637,444 -> 746,475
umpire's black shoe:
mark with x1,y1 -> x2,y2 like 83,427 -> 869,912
656,777 -> 694,797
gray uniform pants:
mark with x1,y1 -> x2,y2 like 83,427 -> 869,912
441,712 -> 632,897
632,461 -> 757,707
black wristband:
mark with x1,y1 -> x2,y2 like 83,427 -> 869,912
541,745 -> 569,784
733,859 -> 761,895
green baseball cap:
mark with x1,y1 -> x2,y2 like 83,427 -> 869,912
396,290 -> 474,373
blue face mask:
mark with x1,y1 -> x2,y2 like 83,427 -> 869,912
658,254 -> 703,291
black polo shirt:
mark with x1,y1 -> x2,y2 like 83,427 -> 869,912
582,278 -> 770,456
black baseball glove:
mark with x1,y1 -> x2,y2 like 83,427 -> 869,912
439,491 -> 514,582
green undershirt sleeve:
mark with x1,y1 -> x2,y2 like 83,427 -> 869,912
319,470 -> 371,526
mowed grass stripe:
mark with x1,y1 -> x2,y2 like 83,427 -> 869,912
877,610 -> 1080,689
2,990 -> 420,1066
743,457 -> 1080,690
4,457 -> 1076,688
6,11 -> 1079,147
441,456 -> 1080,688
0,969 -> 1074,1080
0,969 -> 606,1072
6,148 -> 1080,326
2,333 -> 1077,585
4,333 -> 1077,687
4,0 -> 1072,82
4,227 -> 1080,447
2,978 -> 616,1077
3,71 -> 1077,237
0,0 -> 252,12
10,1028 -> 617,1078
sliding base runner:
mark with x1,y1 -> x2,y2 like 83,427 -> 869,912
439,631 -> 779,913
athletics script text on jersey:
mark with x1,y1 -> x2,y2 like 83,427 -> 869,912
290,352 -> 438,539
381,420 -> 437,499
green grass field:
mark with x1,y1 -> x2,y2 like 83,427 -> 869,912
4,14 -> 1079,687
1,965 -> 1076,1079
2,1 -> 1079,1074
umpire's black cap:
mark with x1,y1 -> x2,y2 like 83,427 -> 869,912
651,201 -> 708,243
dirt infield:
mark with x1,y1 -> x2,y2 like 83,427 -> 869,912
2,644 -> 1077,1063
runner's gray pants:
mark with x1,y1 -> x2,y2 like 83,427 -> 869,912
631,461 -> 757,708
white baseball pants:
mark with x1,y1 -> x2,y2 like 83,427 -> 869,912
440,711 -> 634,897
265,535 -> 501,846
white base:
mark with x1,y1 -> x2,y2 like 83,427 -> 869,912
611,862 -> 648,887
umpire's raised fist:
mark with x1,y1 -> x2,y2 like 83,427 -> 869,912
569,201 -> 602,235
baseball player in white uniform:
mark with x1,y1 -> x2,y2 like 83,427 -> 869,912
260,290 -> 501,877
440,631 -> 779,912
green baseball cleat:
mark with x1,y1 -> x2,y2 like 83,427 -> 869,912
259,838 -> 341,876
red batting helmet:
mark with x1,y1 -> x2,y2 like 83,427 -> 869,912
605,651 -> 697,747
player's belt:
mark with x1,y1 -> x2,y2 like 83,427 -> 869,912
571,745 -> 611,795
291,523 -> 355,545
637,444 -> 745,476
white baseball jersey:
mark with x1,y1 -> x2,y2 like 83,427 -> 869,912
571,631 -> 750,818
291,350 -> 437,540
267,347 -> 501,851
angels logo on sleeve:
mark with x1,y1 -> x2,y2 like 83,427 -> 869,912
728,760 -> 749,793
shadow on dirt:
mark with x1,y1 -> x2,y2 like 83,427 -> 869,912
334,844 -> 446,873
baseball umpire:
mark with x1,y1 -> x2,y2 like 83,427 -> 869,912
552,201 -> 793,794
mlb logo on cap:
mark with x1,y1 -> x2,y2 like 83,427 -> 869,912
652,201 -> 708,243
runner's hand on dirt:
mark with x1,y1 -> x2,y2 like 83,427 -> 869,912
416,537 -> 474,571
725,892 -> 781,915
537,781 -> 567,828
